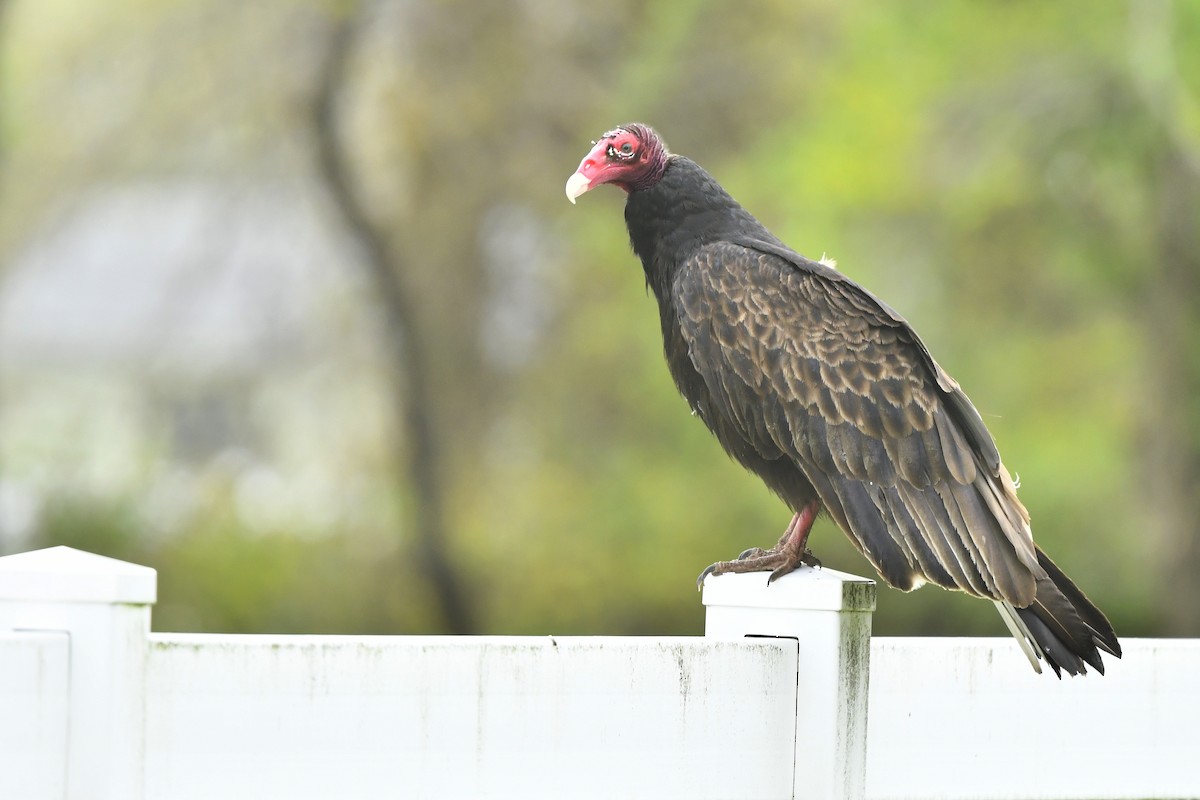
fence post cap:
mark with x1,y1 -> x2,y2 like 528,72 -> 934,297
0,545 -> 156,604
701,565 -> 876,612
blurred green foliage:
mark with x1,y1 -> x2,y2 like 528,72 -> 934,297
3,0 -> 1197,638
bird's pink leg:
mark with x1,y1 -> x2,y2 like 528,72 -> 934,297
696,500 -> 822,588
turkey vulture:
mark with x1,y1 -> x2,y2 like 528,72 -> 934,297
565,123 -> 1121,677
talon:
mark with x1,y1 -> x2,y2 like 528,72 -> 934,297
737,547 -> 768,561
768,564 -> 792,584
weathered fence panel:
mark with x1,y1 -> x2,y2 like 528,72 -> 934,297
866,637 -> 1200,800
0,630 -> 70,800
144,635 -> 799,800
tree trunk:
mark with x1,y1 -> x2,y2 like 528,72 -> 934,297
311,8 -> 474,634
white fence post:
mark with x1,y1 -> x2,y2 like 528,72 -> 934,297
0,546 -> 156,800
702,566 -> 876,800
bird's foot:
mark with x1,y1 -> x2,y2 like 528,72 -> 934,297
696,546 -> 820,588
695,501 -> 821,589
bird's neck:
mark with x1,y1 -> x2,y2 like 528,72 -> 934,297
624,156 -> 771,301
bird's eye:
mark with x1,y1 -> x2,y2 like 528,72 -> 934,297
608,141 -> 636,161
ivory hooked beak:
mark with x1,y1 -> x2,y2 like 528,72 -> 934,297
565,172 -> 591,205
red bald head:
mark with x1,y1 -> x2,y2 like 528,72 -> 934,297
565,123 -> 670,204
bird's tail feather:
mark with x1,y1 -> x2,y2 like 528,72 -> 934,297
995,600 -> 1043,674
999,546 -> 1121,677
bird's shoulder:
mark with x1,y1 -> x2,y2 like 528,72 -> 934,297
675,238 -> 907,336
672,238 -> 925,391
672,236 -> 1002,473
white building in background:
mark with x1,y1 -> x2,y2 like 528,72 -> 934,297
0,180 -> 393,549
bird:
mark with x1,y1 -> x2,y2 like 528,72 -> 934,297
565,123 -> 1120,677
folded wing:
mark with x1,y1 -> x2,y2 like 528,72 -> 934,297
673,240 -> 1043,606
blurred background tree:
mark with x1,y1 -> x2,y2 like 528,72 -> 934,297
0,0 -> 1196,638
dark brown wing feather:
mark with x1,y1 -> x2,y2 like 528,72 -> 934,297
674,240 -> 1043,605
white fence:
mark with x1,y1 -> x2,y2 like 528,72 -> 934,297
0,546 -> 1195,800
